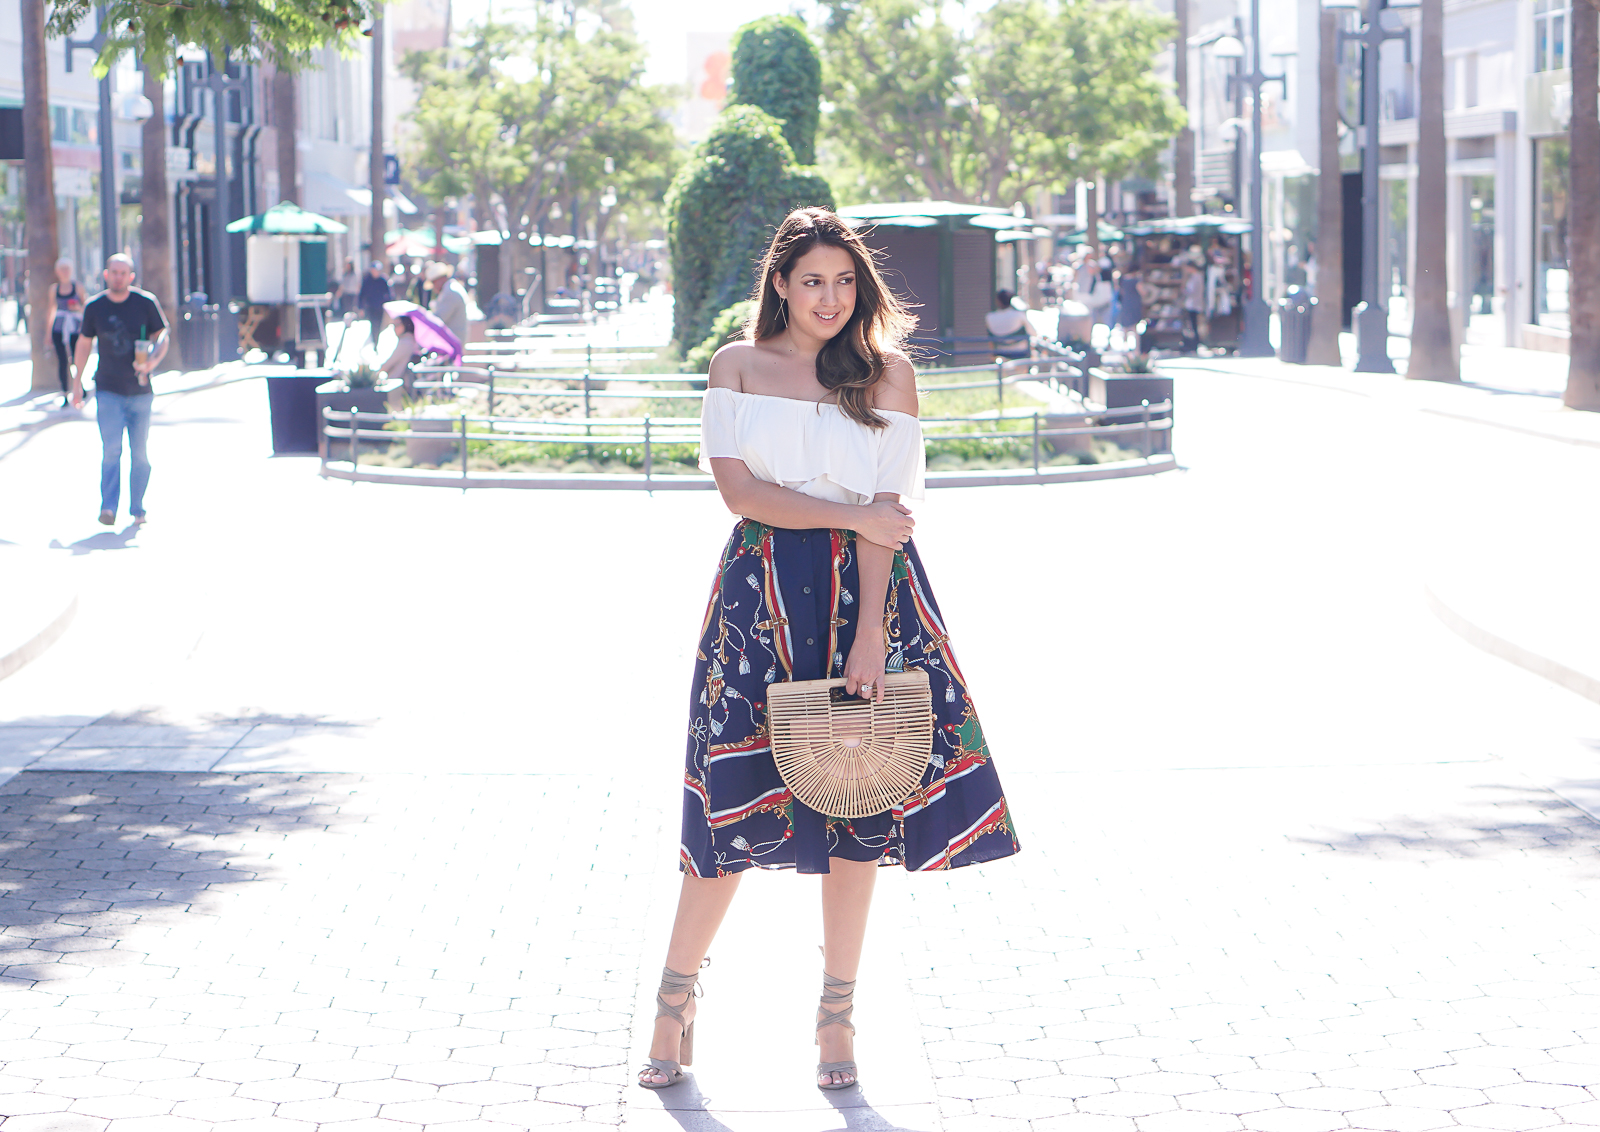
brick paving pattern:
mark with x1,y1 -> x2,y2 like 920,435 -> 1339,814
2,760 -> 1598,1130
0,771 -> 650,1131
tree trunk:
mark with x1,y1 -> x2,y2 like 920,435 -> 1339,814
1408,0 -> 1458,380
140,70 -> 177,324
21,0 -> 60,394
1306,9 -> 1344,366
1173,0 -> 1194,218
1085,176 -> 1099,260
370,14 -> 386,269
273,68 -> 299,206
1565,0 -> 1600,409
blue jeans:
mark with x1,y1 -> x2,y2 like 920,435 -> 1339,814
96,390 -> 153,516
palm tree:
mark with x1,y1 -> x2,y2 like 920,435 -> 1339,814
140,69 -> 177,322
1306,8 -> 1343,365
1173,0 -> 1194,218
1407,0 -> 1458,381
273,68 -> 299,206
21,0 -> 60,394
369,14 -> 386,270
1564,0 -> 1600,410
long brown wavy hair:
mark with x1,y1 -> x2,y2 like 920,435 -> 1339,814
746,207 -> 914,429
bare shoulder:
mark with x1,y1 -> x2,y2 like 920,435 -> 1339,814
873,353 -> 919,418
707,340 -> 754,391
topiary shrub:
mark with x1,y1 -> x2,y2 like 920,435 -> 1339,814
728,14 -> 821,165
685,300 -> 757,374
667,104 -> 835,352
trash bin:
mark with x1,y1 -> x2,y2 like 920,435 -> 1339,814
178,294 -> 219,371
1277,288 -> 1315,365
264,367 -> 334,454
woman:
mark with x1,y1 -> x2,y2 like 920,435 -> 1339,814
378,314 -> 419,391
640,208 -> 1020,1094
51,258 -> 85,408
1115,265 -> 1143,352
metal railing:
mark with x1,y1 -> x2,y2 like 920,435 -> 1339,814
318,398 -> 1172,486
406,353 -> 1089,418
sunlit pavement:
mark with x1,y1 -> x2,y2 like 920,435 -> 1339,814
1,354 -> 1600,1131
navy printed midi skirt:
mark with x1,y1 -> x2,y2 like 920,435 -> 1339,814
681,519 -> 1021,876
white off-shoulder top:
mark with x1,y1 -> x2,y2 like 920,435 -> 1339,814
698,387 -> 927,505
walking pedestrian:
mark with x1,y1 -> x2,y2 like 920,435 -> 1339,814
337,257 -> 360,316
357,261 -> 391,344
1115,265 -> 1144,352
51,258 -> 86,409
1181,259 -> 1205,351
69,254 -> 169,526
425,262 -> 470,346
638,207 -> 1020,1095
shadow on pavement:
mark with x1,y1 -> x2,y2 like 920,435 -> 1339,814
51,524 -> 143,554
0,770 -> 361,984
1295,779 -> 1600,870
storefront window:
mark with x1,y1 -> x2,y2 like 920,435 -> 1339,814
1534,137 -> 1568,329
1534,1 -> 1570,73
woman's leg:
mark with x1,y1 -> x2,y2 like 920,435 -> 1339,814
817,858 -> 878,1085
641,871 -> 742,1084
52,328 -> 70,394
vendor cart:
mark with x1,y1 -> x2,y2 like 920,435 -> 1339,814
1123,216 -> 1250,354
228,202 -> 343,367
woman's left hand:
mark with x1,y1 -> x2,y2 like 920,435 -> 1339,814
843,639 -> 887,704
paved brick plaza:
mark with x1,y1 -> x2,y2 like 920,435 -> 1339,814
2,756 -> 1599,1131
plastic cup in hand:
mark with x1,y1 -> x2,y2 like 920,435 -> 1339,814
135,340 -> 152,384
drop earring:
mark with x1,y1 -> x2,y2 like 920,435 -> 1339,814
778,296 -> 788,328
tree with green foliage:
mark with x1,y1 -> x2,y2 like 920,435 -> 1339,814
667,106 -> 833,352
818,0 -> 1182,206
728,15 -> 822,165
400,9 -> 676,295
47,0 -> 372,75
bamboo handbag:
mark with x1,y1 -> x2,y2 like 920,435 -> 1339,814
767,669 -> 935,819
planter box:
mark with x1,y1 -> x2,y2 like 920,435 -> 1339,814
315,380 -> 401,460
406,416 -> 459,467
264,367 -> 336,454
1087,370 -> 1174,455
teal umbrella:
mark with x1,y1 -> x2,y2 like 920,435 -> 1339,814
226,201 -> 349,235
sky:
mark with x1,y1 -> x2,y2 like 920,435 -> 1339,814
447,0 -> 816,87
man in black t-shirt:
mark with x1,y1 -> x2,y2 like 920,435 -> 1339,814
71,254 -> 170,526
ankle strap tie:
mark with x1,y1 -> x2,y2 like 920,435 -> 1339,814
659,965 -> 703,996
817,971 -> 856,1033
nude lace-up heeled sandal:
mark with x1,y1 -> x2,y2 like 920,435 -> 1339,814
637,965 -> 702,1089
815,971 -> 859,1090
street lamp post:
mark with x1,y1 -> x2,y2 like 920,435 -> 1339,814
1217,0 -> 1287,358
63,4 -> 118,268
1337,0 -> 1409,373
204,52 -> 248,363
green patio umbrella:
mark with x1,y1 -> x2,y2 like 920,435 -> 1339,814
226,201 -> 349,235
1054,220 -> 1126,246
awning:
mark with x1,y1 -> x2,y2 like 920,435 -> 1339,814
1260,149 -> 1316,177
303,172 -> 420,219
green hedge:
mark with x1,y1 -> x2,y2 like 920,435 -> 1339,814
685,300 -> 756,374
666,104 -> 834,352
728,15 -> 821,165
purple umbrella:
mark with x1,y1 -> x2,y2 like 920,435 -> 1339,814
383,300 -> 464,363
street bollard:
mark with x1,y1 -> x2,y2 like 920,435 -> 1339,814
1141,399 -> 1151,461
643,415 -> 653,482
582,370 -> 592,419
487,365 -> 497,416
350,404 -> 359,467
461,414 -> 469,479
996,362 -> 1005,412
1032,413 -> 1040,475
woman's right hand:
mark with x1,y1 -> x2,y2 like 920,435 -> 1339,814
856,500 -> 914,549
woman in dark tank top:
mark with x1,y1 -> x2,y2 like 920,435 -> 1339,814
51,257 -> 84,406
